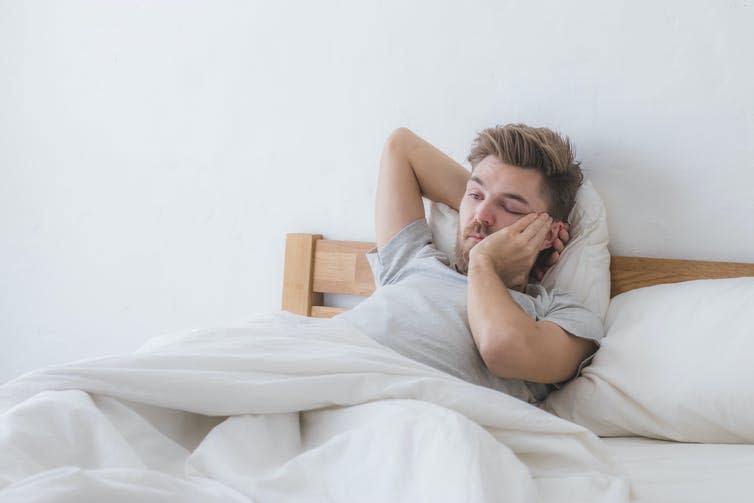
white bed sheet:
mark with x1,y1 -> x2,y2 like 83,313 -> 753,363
603,437 -> 754,503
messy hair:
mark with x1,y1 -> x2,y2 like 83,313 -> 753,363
467,124 -> 583,221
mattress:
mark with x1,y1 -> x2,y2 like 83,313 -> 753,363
603,437 -> 754,503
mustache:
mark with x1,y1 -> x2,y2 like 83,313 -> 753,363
463,221 -> 490,238
455,221 -> 489,275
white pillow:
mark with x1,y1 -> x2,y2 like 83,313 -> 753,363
544,277 -> 754,443
429,179 -> 611,320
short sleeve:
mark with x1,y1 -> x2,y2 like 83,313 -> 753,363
540,292 -> 605,347
527,286 -> 605,387
366,219 -> 448,287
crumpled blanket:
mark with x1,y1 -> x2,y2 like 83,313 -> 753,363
0,312 -> 628,502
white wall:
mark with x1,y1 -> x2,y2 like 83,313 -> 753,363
2,0 -> 753,383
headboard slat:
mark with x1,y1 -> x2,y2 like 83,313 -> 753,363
281,233 -> 323,316
311,306 -> 347,318
610,256 -> 754,297
312,240 -> 376,296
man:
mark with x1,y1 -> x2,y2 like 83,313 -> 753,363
336,125 -> 603,403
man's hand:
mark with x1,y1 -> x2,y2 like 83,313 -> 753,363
530,223 -> 570,282
468,213 -> 553,290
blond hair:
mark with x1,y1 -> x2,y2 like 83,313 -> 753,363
467,124 -> 583,221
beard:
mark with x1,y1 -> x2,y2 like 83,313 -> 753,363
454,220 -> 490,275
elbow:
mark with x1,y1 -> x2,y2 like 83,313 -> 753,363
383,127 -> 419,156
384,127 -> 411,148
389,126 -> 414,140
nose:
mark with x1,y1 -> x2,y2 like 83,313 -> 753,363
475,199 -> 495,228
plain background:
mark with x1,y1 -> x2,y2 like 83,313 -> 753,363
2,0 -> 753,383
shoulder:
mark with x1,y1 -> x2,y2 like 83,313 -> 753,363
368,219 -> 450,286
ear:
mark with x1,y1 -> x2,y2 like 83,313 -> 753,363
540,221 -> 565,251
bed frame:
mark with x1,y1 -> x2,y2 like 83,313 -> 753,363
281,233 -> 754,317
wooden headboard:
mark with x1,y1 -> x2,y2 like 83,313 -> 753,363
281,233 -> 754,318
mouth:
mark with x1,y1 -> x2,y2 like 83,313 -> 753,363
467,233 -> 486,242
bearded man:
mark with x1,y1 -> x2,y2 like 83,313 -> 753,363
336,125 -> 602,403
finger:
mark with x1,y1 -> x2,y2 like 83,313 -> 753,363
546,250 -> 560,266
552,238 -> 565,253
509,212 -> 540,233
559,227 -> 570,242
521,213 -> 552,243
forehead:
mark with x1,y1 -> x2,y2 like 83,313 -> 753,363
470,156 -> 547,210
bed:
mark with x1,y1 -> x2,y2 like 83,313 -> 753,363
281,232 -> 754,503
1,233 -> 752,503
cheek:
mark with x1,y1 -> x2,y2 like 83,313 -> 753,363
458,204 -> 472,228
495,213 -> 520,230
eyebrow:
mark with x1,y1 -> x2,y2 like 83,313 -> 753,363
468,176 -> 532,208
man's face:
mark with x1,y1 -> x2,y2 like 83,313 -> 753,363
455,155 -> 551,273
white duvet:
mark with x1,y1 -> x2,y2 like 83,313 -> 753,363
0,312 -> 628,502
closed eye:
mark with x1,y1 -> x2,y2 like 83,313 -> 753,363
499,202 -> 524,215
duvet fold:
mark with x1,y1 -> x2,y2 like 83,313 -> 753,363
0,312 -> 628,502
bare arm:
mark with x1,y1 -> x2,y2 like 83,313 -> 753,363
467,213 -> 596,384
375,128 -> 469,248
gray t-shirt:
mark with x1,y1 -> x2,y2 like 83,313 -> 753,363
336,219 -> 604,403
